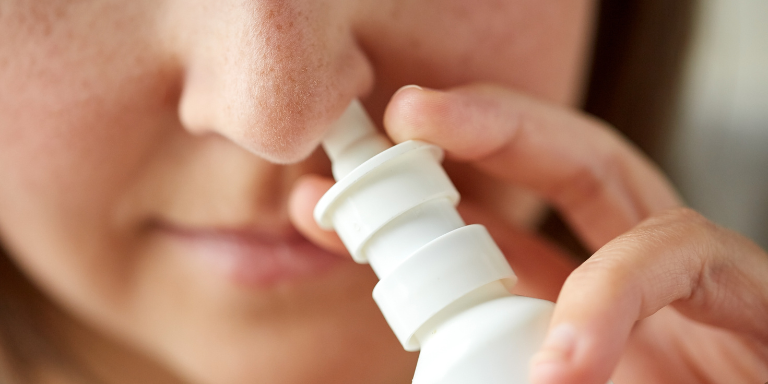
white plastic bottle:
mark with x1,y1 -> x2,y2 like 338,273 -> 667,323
314,100 -> 597,384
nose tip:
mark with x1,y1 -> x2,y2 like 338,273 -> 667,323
177,1 -> 374,164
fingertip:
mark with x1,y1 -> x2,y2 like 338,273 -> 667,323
529,322 -> 619,384
288,174 -> 332,221
384,84 -> 447,144
533,247 -> 651,384
529,323 -> 580,384
531,364 -> 614,384
288,174 -> 349,256
530,360 -> 571,384
385,84 -> 518,162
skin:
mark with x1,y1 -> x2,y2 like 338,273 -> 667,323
0,1 -> 766,384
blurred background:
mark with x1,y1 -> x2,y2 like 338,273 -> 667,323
664,0 -> 768,248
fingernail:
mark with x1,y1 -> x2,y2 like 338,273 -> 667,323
531,323 -> 578,365
393,84 -> 423,96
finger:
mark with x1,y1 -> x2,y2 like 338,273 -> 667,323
458,202 -> 577,302
384,84 -> 681,251
529,207 -> 768,384
288,174 -> 349,256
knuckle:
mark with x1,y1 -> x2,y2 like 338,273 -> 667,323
553,146 -> 624,209
563,208 -> 741,317
627,208 -> 723,303
644,207 -> 717,238
565,250 -> 638,295
657,206 -> 705,224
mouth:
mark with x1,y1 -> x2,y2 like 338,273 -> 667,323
154,221 -> 348,289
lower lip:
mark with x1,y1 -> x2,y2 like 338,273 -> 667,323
158,226 -> 348,288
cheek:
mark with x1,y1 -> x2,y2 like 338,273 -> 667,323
358,0 -> 595,108
0,2 -> 181,327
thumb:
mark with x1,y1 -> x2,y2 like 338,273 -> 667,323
288,174 -> 349,256
530,207 -> 768,384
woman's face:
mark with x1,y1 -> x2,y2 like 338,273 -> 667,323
0,0 -> 595,383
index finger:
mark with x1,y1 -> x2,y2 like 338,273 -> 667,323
384,84 -> 681,250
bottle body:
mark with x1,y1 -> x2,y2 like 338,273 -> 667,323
413,287 -> 554,384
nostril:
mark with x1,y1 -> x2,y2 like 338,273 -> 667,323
175,1 -> 375,165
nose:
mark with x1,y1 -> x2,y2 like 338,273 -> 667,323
174,0 -> 374,164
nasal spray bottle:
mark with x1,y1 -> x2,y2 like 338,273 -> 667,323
314,100 -> 607,384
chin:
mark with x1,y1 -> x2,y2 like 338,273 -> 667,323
151,273 -> 417,384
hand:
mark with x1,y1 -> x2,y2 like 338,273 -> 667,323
289,84 -> 768,384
